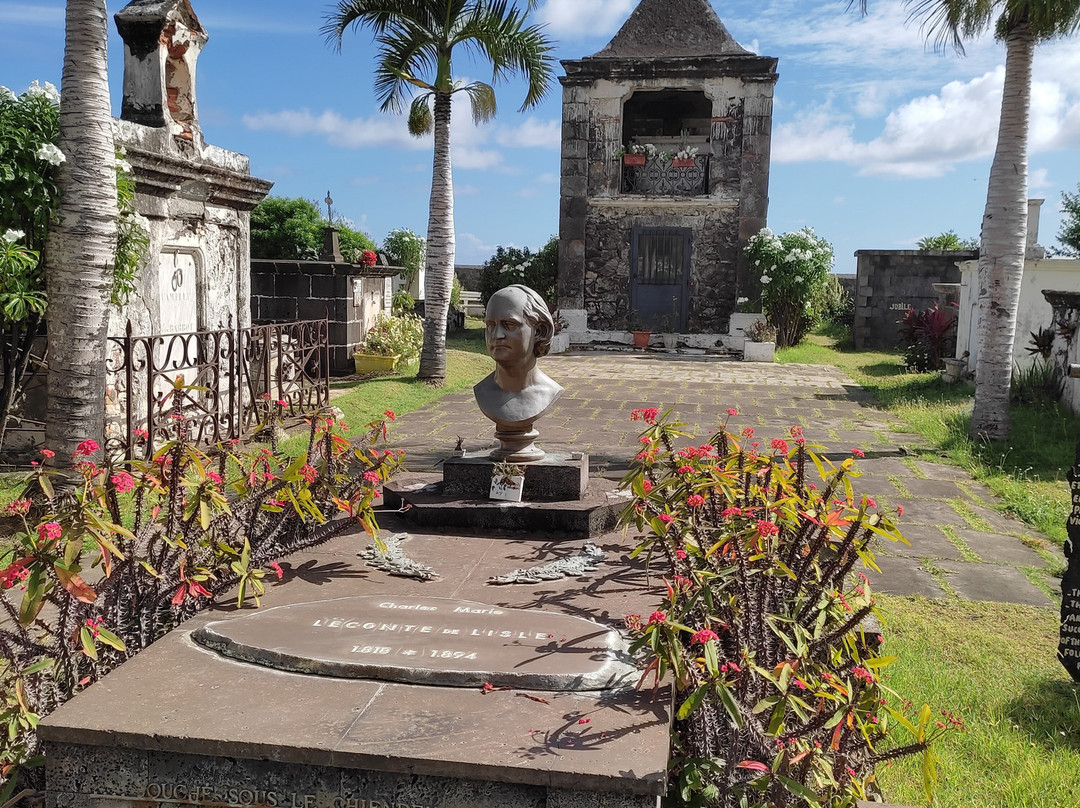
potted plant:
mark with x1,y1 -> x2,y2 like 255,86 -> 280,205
658,313 -> 679,349
672,145 -> 699,168
353,312 -> 423,374
628,311 -> 651,349
742,318 -> 776,363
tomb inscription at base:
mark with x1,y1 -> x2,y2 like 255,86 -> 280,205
1060,448 -> 1080,681
193,596 -> 635,691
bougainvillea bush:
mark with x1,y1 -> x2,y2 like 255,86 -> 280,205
0,389 -> 403,800
744,227 -> 835,348
619,407 -> 960,807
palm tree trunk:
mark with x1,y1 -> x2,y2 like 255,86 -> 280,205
417,91 -> 454,384
970,22 -> 1033,441
43,0 -> 118,463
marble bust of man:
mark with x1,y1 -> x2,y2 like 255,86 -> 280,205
473,285 -> 563,458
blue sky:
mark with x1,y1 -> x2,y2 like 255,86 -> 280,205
1,0 -> 1078,274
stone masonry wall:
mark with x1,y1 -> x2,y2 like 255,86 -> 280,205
251,260 -> 395,375
585,201 -> 739,330
853,250 -> 976,351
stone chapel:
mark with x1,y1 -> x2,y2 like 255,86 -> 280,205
556,0 -> 777,337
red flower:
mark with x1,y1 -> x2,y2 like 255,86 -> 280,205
641,479 -> 653,493
361,250 -> 378,267
40,448 -> 55,458
624,614 -> 643,631
630,407 -> 660,425
675,549 -> 687,559
299,464 -> 318,484
690,629 -> 718,645
676,465 -> 693,474
4,499 -> 31,515
0,562 -> 29,589
726,408 -> 738,416
863,497 -> 877,509
269,562 -> 284,580
73,439 -> 99,457
577,717 -> 591,724
851,666 -> 875,684
756,520 -> 779,538
741,427 -> 754,438
363,470 -> 381,484
207,471 -> 223,485
110,471 -> 136,493
897,505 -> 904,516
851,447 -> 865,458
789,425 -> 803,438
721,507 -> 742,518
793,678 -> 807,690
686,494 -> 705,508
647,611 -> 665,626
133,428 -> 149,440
37,521 -> 62,542
384,410 -> 396,421
770,438 -> 789,453
657,513 -> 673,525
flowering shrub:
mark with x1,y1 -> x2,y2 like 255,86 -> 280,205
744,227 -> 835,348
0,389 -> 403,799
382,227 -> 426,284
358,312 -> 424,362
478,237 -> 558,308
619,408 -> 958,807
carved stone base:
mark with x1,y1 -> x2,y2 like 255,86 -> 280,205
491,427 -> 544,462
444,452 -> 589,502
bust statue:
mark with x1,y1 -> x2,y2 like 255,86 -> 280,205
474,284 -> 564,461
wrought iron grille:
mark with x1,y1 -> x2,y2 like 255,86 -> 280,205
621,155 -> 710,196
106,319 -> 330,459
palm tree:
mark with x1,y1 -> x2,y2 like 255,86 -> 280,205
323,0 -> 554,384
857,0 -> 1080,440
43,0 -> 118,462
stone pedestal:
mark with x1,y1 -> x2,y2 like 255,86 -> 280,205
444,453 -> 589,502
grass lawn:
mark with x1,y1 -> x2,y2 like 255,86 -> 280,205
876,596 -> 1080,808
279,322 -> 492,457
778,335 -> 1080,547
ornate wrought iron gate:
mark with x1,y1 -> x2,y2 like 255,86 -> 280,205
106,319 -> 330,459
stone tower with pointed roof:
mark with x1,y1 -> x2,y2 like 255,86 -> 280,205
557,0 -> 777,338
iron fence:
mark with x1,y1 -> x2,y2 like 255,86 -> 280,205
106,319 -> 330,459
621,154 -> 710,196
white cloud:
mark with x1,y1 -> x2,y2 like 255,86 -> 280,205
776,46 -> 1080,178
536,0 -> 635,39
456,232 -> 501,263
1028,168 -> 1052,191
536,172 -> 559,184
494,118 -> 560,149
0,3 -> 62,25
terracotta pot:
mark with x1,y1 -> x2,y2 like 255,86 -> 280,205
623,153 -> 646,166
353,353 -> 400,374
672,157 -> 696,168
631,330 -> 651,348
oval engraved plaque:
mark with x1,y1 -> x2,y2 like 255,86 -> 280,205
192,596 -> 636,691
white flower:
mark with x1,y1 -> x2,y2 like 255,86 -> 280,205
35,143 -> 65,166
0,86 -> 15,102
737,297 -> 749,304
26,80 -> 60,105
760,275 -> 771,284
794,275 -> 804,283
2,229 -> 25,244
116,158 -> 132,173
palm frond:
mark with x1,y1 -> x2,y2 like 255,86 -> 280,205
903,0 -> 994,52
321,0 -> 407,50
1011,0 -> 1080,40
458,81 -> 497,125
408,94 -> 434,136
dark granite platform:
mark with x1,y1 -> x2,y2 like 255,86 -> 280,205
39,514 -> 671,808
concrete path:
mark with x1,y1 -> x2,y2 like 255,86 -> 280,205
389,352 -> 1061,609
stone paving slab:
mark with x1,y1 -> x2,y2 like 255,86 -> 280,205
869,556 -> 947,599
958,529 -> 1049,567
938,561 -> 1052,607
382,352 -> 1061,611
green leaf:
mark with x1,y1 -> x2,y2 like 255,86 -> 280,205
862,655 -> 898,669
79,626 -> 97,660
676,684 -> 709,720
775,775 -> 821,802
716,681 -> 744,729
199,500 -> 211,530
95,626 -> 126,652
921,748 -> 938,802
22,658 -> 53,676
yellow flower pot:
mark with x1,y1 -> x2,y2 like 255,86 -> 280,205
353,353 -> 400,374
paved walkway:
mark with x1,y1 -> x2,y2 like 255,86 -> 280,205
389,352 -> 1061,609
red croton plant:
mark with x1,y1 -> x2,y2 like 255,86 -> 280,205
0,389 -> 403,801
619,407 -> 963,807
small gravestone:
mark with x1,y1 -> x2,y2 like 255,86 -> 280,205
1059,445 -> 1080,681
193,595 -> 635,691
